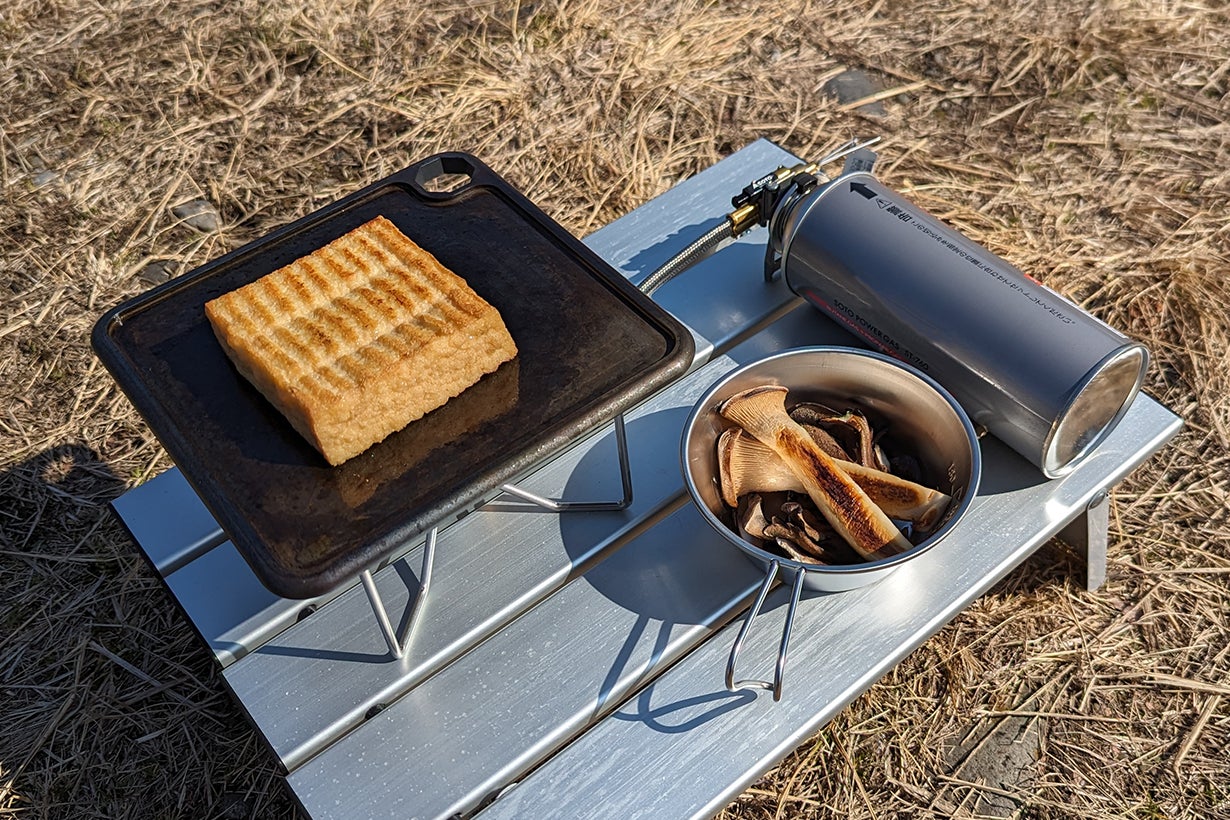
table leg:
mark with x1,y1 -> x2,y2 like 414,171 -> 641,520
1059,489 -> 1109,592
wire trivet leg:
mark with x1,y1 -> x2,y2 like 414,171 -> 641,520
497,413 -> 633,512
361,527 -> 437,659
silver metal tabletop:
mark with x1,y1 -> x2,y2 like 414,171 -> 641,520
110,140 -> 1181,819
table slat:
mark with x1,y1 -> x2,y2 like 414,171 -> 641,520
287,498 -> 765,819
110,468 -> 223,576
223,355 -> 748,771
475,395 -> 1182,820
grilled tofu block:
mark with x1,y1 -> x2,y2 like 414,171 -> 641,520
204,215 -> 517,465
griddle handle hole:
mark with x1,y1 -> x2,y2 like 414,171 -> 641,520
414,155 -> 476,196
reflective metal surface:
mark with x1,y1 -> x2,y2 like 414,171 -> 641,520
777,172 -> 1148,477
682,346 -> 981,592
477,390 -> 1182,820
108,140 -> 1181,820
110,468 -> 224,576
163,541 -> 332,666
221,355 -> 749,770
288,500 -> 763,819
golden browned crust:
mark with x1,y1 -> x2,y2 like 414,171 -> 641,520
205,215 -> 517,465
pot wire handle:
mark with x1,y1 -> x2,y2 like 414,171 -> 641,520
725,560 -> 807,701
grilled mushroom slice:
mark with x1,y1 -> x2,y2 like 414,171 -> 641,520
735,493 -> 771,541
719,386 -> 912,560
718,427 -> 950,531
787,402 -> 837,426
780,501 -> 829,542
790,405 -> 880,468
763,519 -> 828,562
768,531 -> 818,563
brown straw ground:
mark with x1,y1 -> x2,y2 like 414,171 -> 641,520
2,1 -> 1227,817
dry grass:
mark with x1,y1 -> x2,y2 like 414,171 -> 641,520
2,0 -> 1228,817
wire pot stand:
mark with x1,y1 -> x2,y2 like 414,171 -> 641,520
358,413 -> 632,659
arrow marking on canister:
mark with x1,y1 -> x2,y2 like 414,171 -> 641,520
849,181 -> 877,200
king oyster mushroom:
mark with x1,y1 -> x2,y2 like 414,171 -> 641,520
717,427 -> 951,531
718,385 -> 913,560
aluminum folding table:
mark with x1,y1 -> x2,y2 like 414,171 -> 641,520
110,140 -> 1182,819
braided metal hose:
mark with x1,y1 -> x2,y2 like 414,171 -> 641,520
636,139 -> 879,297
637,220 -> 735,296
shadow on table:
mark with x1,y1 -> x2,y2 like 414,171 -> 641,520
542,405 -> 773,727
613,686 -> 756,734
620,216 -> 728,283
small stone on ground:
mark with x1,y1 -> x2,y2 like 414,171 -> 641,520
172,199 -> 220,233
138,260 -> 175,285
822,68 -> 888,117
944,715 -> 1042,817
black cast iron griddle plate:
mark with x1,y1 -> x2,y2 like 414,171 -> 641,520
93,153 -> 694,598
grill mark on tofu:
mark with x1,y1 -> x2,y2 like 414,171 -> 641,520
298,257 -> 335,300
263,279 -> 301,324
370,227 -> 487,322
361,224 -> 487,331
351,335 -> 396,375
379,268 -> 459,336
272,322 -> 325,378
247,333 -> 301,381
240,281 -> 281,329
333,346 -> 374,386
305,363 -> 351,397
204,215 -> 516,463
283,272 -> 314,317
359,284 -> 403,329
379,255 -> 460,322
328,293 -> 368,348
377,328 -> 414,358
334,244 -> 366,279
321,288 -> 384,362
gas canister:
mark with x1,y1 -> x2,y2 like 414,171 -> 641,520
771,170 -> 1147,477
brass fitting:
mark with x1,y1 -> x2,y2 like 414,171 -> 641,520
726,162 -> 823,238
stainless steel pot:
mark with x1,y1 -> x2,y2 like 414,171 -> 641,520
681,346 -> 982,699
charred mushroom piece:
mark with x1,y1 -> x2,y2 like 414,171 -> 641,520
790,404 -> 869,463
736,492 -> 771,541
763,507 -> 835,560
770,533 -> 819,563
780,500 -> 829,542
787,402 -> 838,425
872,441 -> 891,474
719,386 -> 912,560
718,427 -> 950,531
790,403 -> 888,468
789,404 -> 851,459
763,519 -> 828,562
822,410 -> 878,467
